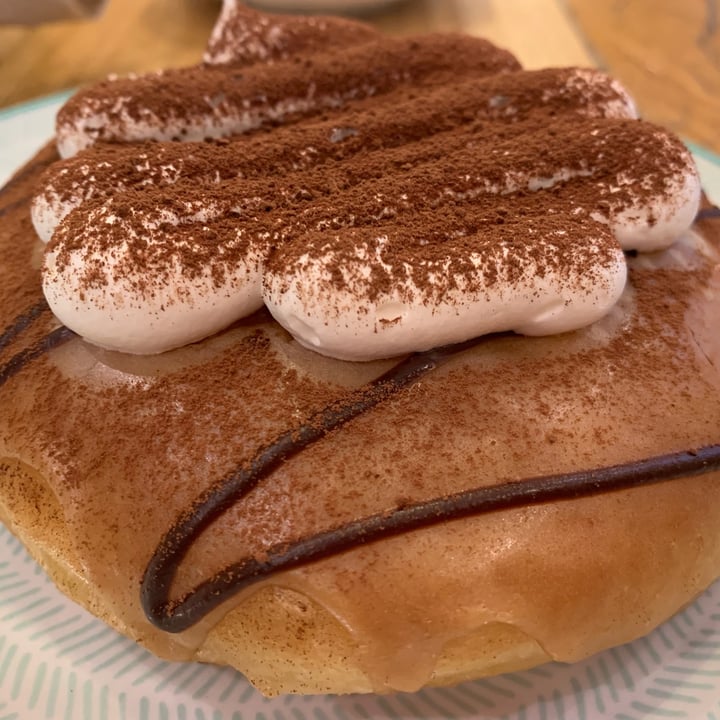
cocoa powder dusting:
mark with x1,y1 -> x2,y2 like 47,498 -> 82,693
43,67 -> 632,207
47,113 -> 679,301
2,9 -> 720,653
44,31 -> 682,306
203,4 -> 378,66
57,33 -> 519,148
270,204 -> 618,306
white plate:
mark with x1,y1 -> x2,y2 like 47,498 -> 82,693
2,95 -> 720,720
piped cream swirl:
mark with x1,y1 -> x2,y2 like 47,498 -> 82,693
263,221 -> 627,361
35,3 -> 700,360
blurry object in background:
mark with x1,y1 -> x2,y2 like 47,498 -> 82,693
567,0 -> 720,160
0,0 -> 107,24
246,0 -> 409,14
0,0 -> 717,157
0,0 -> 217,110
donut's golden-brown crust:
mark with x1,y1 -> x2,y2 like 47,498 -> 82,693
2,146 -> 720,695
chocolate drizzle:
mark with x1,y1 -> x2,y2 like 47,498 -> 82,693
0,299 -> 50,354
0,300 -> 75,389
0,324 -> 75,389
3,197 -> 718,635
142,339 -> 473,631
697,206 -> 720,221
142,332 -> 720,633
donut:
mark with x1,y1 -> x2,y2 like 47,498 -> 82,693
2,1 -> 720,697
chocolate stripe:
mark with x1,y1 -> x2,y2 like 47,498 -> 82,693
142,333 -> 720,633
697,206 -> 720,221
0,325 -> 75,390
0,299 -> 50,354
141,339 -> 472,631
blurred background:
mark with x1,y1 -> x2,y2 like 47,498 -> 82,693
0,0 -> 718,155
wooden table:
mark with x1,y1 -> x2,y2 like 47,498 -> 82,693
0,0 -> 718,154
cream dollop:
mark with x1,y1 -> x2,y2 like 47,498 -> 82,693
36,7 -> 701,361
594,143 -> 701,252
34,65 -> 637,246
42,202 -> 264,354
40,141 -> 700,358
263,226 -> 628,361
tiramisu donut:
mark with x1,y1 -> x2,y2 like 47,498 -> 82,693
2,0 -> 720,697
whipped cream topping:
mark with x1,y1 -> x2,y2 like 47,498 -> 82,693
33,67 -> 637,243
263,221 -> 627,361
43,200 -> 265,354
591,139 -> 701,251
55,32 -> 518,158
56,79 -> 330,159
204,0 -> 377,66
36,3 -> 701,360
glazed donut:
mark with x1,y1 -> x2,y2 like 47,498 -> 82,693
2,1 -> 720,697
